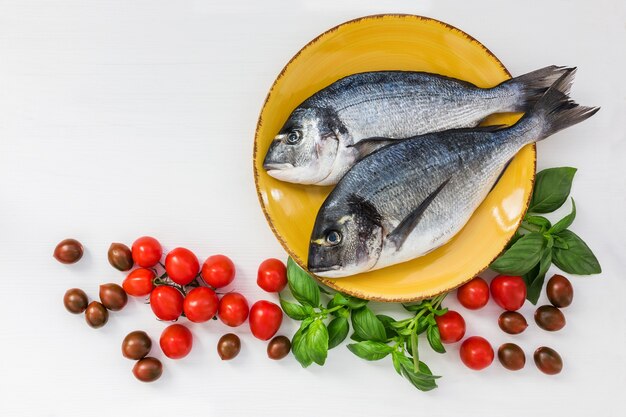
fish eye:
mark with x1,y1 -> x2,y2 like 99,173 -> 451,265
286,130 -> 302,145
325,230 -> 342,245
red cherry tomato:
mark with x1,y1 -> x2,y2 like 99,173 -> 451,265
150,286 -> 184,321
490,275 -> 527,311
183,287 -> 219,323
434,310 -> 466,343
457,277 -> 489,310
131,236 -> 162,268
159,324 -> 193,359
165,247 -> 199,286
249,300 -> 283,340
201,255 -> 235,288
460,336 -> 494,370
257,258 -> 287,293
218,292 -> 249,327
122,268 -> 155,297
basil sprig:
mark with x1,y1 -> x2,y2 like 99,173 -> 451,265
282,258 -> 444,392
491,167 -> 601,303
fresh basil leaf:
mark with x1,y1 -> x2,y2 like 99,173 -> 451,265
327,317 -> 349,349
291,319 -> 314,368
397,354 -> 439,392
553,235 -> 569,250
402,301 -> 425,312
432,307 -> 449,317
349,333 -> 365,342
347,341 -> 393,361
549,198 -> 576,234
552,230 -> 601,274
351,306 -> 387,342
317,284 -> 332,295
490,232 -> 546,275
344,295 -> 368,310
304,319 -> 329,366
391,352 -> 403,375
279,297 -> 313,320
287,257 -> 320,307
525,215 -> 552,230
529,167 -> 577,213
524,246 -> 552,304
426,325 -> 445,353
376,314 -> 398,339
505,231 -> 522,250
330,292 -> 348,306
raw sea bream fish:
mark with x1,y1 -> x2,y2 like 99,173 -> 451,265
307,71 -> 598,278
263,66 -> 569,185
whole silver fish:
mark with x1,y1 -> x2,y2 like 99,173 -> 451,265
263,66 -> 569,185
307,71 -> 598,278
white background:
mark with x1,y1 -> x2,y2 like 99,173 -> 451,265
1,1 -> 625,416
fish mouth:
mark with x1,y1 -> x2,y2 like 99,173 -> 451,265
263,162 -> 294,172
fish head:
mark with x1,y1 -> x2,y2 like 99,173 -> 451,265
307,197 -> 383,278
262,107 -> 344,184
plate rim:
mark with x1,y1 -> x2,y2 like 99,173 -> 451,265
252,14 -> 536,302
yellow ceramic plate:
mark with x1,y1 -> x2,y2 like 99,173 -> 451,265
253,15 -> 535,302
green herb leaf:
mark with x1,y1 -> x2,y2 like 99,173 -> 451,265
525,215 -> 552,230
490,232 -> 546,275
529,167 -> 577,213
327,317 -> 349,349
553,235 -> 569,250
304,319 -> 329,366
291,318 -> 314,368
505,231 -> 522,250
286,258 -> 320,307
344,295 -> 368,310
396,354 -> 439,392
347,341 -> 393,361
279,297 -> 313,320
376,314 -> 398,339
426,325 -> 446,353
552,230 -> 601,274
549,198 -> 576,234
351,306 -> 387,342
524,246 -> 552,304
349,333 -> 365,342
391,352 -> 403,375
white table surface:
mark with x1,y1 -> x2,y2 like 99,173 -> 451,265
1,1 -> 625,416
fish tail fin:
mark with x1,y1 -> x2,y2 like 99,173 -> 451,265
500,65 -> 574,112
526,70 -> 599,141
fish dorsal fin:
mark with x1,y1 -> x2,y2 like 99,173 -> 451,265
349,137 -> 398,161
387,178 -> 451,251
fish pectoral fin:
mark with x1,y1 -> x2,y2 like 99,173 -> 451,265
386,177 -> 451,252
349,137 -> 398,161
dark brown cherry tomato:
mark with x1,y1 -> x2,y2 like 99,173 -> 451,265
257,258 -> 287,293
85,301 -> 109,328
53,238 -> 83,264
122,268 -> 155,297
498,311 -> 528,334
165,247 -> 199,286
99,283 -> 128,311
546,274 -> 573,308
456,277 -> 489,310
249,300 -> 283,340
534,305 -> 566,331
490,275 -> 527,311
217,333 -> 241,360
150,286 -> 184,321
497,343 -> 526,371
131,236 -> 162,268
63,288 -> 88,314
267,335 -> 291,360
201,254 -> 235,288
534,346 -> 563,375
132,357 -> 163,382
218,292 -> 249,327
460,336 -> 494,370
434,310 -> 466,343
183,287 -> 219,323
107,243 -> 134,271
160,324 -> 193,359
122,331 -> 152,360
